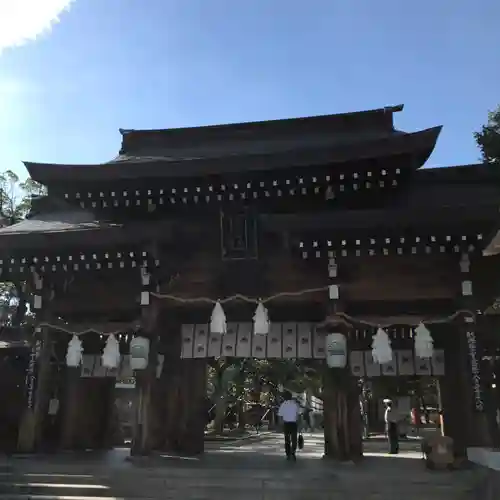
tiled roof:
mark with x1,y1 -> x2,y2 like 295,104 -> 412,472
110,129 -> 404,165
0,197 -> 175,250
0,210 -> 116,235
24,127 -> 442,183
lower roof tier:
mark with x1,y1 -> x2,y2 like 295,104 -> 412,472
0,163 -> 499,266
24,126 -> 441,184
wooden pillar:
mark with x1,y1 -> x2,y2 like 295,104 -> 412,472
158,320 -> 184,453
481,353 -> 500,448
456,253 -> 490,450
130,266 -> 160,456
130,332 -> 159,455
155,320 -> 207,456
59,366 -> 81,449
131,316 -> 158,455
17,326 -> 52,453
440,329 -> 467,455
322,256 -> 362,462
177,358 -> 207,455
322,324 -> 362,461
17,274 -> 53,453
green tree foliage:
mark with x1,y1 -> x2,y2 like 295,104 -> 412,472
0,172 -> 46,325
474,106 -> 500,165
207,356 -> 323,433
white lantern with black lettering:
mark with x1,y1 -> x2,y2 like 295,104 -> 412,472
130,336 -> 150,370
325,333 -> 347,368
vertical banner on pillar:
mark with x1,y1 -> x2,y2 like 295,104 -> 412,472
25,340 -> 41,410
465,324 -> 485,413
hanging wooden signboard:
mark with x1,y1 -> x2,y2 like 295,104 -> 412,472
25,340 -> 41,409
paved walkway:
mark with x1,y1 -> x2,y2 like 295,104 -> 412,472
2,433 -> 481,499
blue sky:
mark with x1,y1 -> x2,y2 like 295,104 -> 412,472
0,0 -> 499,179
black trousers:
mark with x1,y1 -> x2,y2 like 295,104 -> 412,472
283,421 -> 298,456
387,422 -> 399,454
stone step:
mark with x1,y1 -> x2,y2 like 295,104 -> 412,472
0,496 -> 145,500
0,490 -> 473,500
0,462 -> 478,499
0,481 -> 114,497
0,477 -> 474,500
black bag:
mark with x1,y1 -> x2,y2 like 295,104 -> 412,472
298,433 -> 304,450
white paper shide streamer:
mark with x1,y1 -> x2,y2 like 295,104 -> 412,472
102,334 -> 121,368
210,301 -> 227,334
66,335 -> 83,367
253,301 -> 270,335
414,323 -> 434,359
371,328 -> 393,364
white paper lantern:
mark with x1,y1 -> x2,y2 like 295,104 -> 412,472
66,335 -> 83,367
414,323 -> 434,359
130,336 -> 150,370
325,333 -> 347,368
371,328 -> 393,364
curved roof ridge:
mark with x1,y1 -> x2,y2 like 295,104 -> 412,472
118,104 -> 404,136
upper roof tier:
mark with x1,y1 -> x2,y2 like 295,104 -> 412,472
24,104 -> 441,185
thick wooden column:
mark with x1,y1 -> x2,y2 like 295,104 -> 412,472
17,275 -> 53,453
157,320 -> 184,453
130,254 -> 160,456
322,256 -> 362,462
455,254 -> 490,451
59,366 -> 81,449
17,326 -> 52,453
130,307 -> 159,456
155,321 -> 207,455
177,358 -> 207,455
322,322 -> 362,462
440,327 -> 467,456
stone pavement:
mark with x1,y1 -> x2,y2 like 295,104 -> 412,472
0,432 -> 482,499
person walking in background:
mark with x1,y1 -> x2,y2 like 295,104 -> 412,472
302,406 -> 312,432
384,398 -> 399,454
278,391 -> 301,460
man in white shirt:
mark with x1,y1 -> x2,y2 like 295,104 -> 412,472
278,391 -> 301,460
384,399 -> 399,454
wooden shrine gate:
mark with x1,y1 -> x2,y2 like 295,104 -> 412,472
1,104 -> 499,463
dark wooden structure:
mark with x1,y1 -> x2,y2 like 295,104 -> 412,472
1,104 -> 500,459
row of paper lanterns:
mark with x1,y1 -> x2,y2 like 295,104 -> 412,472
64,301 -> 433,368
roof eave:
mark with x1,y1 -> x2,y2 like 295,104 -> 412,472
483,232 -> 500,256
0,220 -> 174,251
23,126 -> 442,184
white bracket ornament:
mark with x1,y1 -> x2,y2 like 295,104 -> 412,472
328,258 -> 338,278
141,267 -> 151,286
33,271 -> 43,290
460,254 -> 470,273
